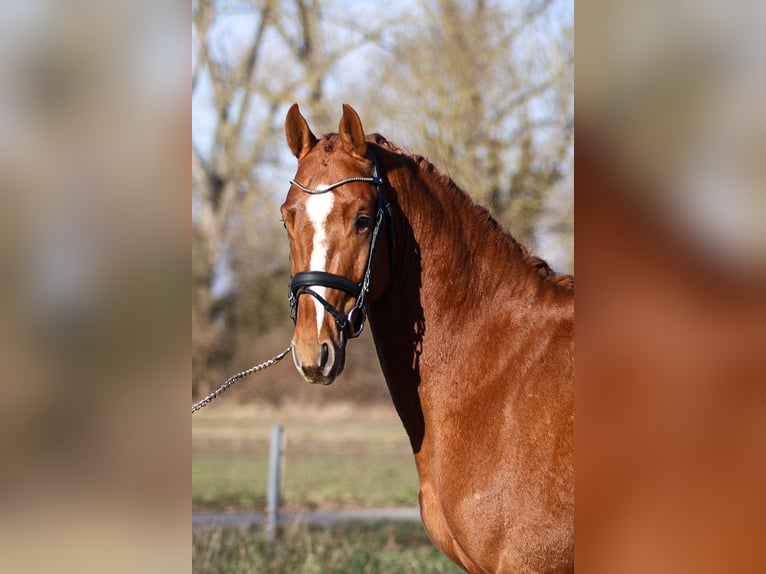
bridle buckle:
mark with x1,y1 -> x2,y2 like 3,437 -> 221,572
346,306 -> 367,338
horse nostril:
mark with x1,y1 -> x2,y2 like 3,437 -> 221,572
320,342 -> 330,371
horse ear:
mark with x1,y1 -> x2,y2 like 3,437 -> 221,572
339,103 -> 367,159
285,103 -> 317,160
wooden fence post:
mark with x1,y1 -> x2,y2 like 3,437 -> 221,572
266,424 -> 285,543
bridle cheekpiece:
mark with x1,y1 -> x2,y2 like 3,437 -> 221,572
288,145 -> 391,338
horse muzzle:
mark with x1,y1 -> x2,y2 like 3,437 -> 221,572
291,337 -> 346,385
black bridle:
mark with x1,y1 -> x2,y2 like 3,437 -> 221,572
288,146 -> 391,338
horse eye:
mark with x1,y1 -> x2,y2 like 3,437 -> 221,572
354,215 -> 370,232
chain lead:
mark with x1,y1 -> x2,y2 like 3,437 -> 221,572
192,346 -> 292,414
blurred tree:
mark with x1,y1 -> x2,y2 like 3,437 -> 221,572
367,0 -> 573,266
193,0 -> 276,396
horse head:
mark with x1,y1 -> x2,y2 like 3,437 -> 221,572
281,103 -> 391,385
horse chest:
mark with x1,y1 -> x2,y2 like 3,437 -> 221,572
418,478 -> 489,573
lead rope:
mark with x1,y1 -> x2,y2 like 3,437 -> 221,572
192,346 -> 292,414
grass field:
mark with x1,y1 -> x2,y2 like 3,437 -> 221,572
192,403 -> 419,512
193,404 -> 465,572
193,521 -> 463,573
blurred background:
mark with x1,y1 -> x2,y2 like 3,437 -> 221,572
0,1 -> 189,572
191,0 -> 574,405
577,0 -> 766,572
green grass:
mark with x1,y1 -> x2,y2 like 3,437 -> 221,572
193,406 -> 462,572
192,405 -> 420,512
192,521 -> 463,574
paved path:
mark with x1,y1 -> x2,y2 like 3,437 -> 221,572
193,507 -> 421,528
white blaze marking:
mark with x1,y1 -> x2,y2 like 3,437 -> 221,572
306,188 -> 334,336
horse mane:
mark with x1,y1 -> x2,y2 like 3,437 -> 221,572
366,133 -> 574,291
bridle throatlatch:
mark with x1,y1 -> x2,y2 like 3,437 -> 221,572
288,145 -> 391,338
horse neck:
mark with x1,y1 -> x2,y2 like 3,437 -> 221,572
389,162 -> 548,319
368,157 -> 568,453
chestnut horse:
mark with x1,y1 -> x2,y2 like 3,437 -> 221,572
281,104 -> 574,573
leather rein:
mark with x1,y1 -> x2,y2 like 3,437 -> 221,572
288,145 -> 391,338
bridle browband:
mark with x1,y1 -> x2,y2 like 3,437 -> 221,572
288,145 -> 391,338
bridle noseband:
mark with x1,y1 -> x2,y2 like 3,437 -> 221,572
288,146 -> 391,338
